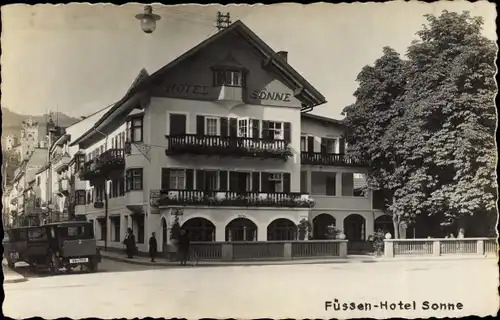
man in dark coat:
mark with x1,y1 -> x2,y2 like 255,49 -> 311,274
123,228 -> 136,259
178,229 -> 190,266
149,232 -> 158,262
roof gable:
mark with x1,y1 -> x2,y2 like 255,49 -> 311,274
140,21 -> 326,108
72,21 -> 326,148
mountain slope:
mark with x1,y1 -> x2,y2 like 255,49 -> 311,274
1,107 -> 80,143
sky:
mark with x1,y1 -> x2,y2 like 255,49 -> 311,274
1,1 -> 497,120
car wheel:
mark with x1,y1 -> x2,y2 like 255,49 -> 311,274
7,257 -> 15,269
87,258 -> 99,273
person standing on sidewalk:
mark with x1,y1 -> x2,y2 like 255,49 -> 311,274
123,228 -> 136,259
178,229 -> 191,266
149,232 -> 158,262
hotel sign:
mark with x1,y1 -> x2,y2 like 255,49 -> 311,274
164,84 -> 209,95
250,90 -> 292,102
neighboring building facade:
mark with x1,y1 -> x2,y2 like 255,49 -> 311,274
68,21 -> 389,254
20,118 -> 40,161
4,134 -> 16,151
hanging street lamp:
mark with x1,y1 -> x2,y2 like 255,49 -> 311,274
135,5 -> 161,34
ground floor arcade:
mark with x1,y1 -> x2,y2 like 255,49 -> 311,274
86,206 -> 393,254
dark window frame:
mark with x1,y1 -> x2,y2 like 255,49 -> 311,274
126,168 -> 144,192
126,115 -> 144,143
212,67 -> 246,88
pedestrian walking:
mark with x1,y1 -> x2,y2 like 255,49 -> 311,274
178,229 -> 190,266
149,232 -> 158,262
123,228 -> 136,259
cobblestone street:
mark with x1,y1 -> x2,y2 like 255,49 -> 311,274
3,258 -> 498,319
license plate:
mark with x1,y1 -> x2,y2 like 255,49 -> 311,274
69,258 -> 89,264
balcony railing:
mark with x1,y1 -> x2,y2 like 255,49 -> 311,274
301,152 -> 366,166
187,240 -> 348,261
165,134 -> 292,160
53,153 -> 71,173
384,238 -> 498,258
80,149 -> 125,181
150,189 -> 315,208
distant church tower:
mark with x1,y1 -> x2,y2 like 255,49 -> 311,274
20,117 -> 39,160
4,134 -> 16,151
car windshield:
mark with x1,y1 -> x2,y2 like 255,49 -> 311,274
57,224 -> 94,240
27,228 -> 48,242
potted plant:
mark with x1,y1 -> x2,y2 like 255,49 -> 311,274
371,229 -> 386,257
325,224 -> 342,239
297,218 -> 312,240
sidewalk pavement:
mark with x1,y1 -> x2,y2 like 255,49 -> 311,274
2,260 -> 27,284
101,250 -> 498,267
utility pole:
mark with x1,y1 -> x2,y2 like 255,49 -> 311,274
216,12 -> 231,32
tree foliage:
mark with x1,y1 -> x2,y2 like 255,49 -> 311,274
342,11 -> 497,237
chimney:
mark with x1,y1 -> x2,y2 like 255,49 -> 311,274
277,51 -> 288,62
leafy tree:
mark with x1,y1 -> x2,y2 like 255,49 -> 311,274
342,47 -> 408,237
343,11 -> 497,238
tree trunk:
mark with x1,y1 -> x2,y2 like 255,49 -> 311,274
391,197 -> 400,239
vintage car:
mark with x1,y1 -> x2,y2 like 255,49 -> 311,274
4,221 -> 101,274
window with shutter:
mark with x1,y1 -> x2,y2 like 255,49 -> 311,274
229,118 -> 238,137
169,170 -> 185,190
196,116 -> 205,135
205,117 -> 219,136
169,114 -> 187,136
283,122 -> 291,142
339,138 -> 346,154
219,171 -> 228,191
161,169 -> 171,190
220,118 -> 229,137
300,136 -> 307,152
307,136 -> 315,153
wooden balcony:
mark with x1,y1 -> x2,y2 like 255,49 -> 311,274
150,189 -> 315,208
301,152 -> 366,167
80,149 -> 125,182
165,134 -> 292,160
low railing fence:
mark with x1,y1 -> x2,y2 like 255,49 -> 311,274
384,238 -> 497,258
190,240 -> 348,261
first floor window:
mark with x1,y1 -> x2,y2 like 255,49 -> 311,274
269,173 -> 283,193
300,136 -> 307,152
170,170 -> 186,190
269,122 -> 283,140
238,118 -> 249,137
126,169 -> 143,191
205,117 -> 219,136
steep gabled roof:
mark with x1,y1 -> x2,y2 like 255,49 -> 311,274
70,68 -> 149,147
301,112 -> 344,126
71,21 -> 326,148
136,20 -> 326,107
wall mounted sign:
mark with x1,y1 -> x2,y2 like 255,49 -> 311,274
250,90 -> 292,102
164,84 -> 209,95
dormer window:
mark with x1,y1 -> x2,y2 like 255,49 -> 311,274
214,70 -> 243,87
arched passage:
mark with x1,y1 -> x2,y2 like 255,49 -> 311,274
374,215 -> 394,236
267,218 -> 297,241
313,214 -> 336,240
344,214 -> 366,241
226,218 -> 257,241
161,217 -> 168,252
182,217 -> 215,242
